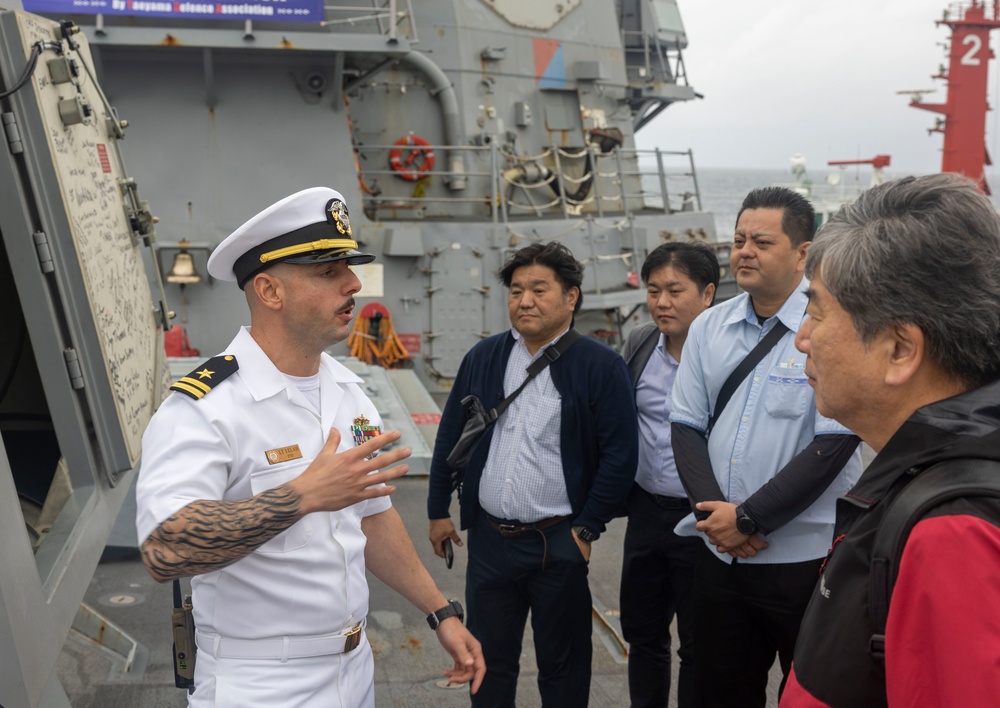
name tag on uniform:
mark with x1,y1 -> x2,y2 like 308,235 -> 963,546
770,359 -> 807,385
265,444 -> 303,465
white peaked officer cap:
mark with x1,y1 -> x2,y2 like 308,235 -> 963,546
207,187 -> 375,289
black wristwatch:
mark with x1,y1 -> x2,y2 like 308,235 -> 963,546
426,599 -> 464,630
572,525 -> 599,543
735,505 -> 758,536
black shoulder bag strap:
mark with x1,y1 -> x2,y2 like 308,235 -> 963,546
445,330 -> 583,494
490,329 -> 582,421
706,321 -> 789,436
868,457 -> 1000,661
626,324 -> 661,385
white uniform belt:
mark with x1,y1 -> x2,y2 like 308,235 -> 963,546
196,619 -> 366,661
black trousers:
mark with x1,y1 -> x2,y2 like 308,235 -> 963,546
692,543 -> 822,708
620,485 -> 699,708
466,513 -> 592,708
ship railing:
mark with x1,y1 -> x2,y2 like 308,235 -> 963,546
619,28 -> 688,86
526,143 -> 702,218
357,140 -> 703,224
941,2 -> 999,23
360,143 -> 500,220
324,0 -> 417,41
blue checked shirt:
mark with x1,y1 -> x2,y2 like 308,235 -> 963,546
670,278 -> 862,564
635,334 -> 687,498
478,327 -> 573,523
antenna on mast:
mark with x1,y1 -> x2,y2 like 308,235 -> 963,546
827,155 -> 892,187
895,89 -> 937,103
902,3 -> 1000,194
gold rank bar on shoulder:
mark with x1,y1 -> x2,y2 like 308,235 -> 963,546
170,355 -> 239,400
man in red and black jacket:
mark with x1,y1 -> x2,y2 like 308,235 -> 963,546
784,173 -> 1000,707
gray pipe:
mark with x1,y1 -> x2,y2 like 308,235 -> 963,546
400,50 -> 466,190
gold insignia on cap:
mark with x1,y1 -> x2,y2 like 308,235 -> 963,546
326,198 -> 352,236
265,444 -> 303,465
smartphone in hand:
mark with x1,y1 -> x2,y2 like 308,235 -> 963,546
443,538 -> 454,569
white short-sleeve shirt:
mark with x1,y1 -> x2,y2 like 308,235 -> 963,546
136,327 -> 391,639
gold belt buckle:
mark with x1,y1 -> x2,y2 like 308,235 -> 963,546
343,624 -> 362,653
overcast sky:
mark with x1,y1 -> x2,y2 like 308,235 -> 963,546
635,0 -> 993,175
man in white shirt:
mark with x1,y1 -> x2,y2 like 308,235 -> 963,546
136,187 -> 484,707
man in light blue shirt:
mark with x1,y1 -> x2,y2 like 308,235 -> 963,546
620,242 -> 719,708
669,187 -> 862,708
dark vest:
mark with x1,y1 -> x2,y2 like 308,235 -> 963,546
792,466 -> 1000,706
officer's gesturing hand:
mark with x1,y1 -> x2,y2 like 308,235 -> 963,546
141,428 -> 410,583
289,428 -> 411,515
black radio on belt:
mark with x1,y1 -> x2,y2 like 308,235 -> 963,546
172,579 -> 196,690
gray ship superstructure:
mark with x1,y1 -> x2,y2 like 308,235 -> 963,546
0,3 -> 722,706
84,0 -> 720,388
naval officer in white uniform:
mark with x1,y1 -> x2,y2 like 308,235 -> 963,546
136,187 -> 485,707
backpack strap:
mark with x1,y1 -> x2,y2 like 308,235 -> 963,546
869,457 -> 1000,661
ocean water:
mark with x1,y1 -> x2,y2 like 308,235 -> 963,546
696,166 -> 889,239
695,166 -> 1000,239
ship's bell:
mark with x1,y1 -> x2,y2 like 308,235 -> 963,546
165,244 -> 202,284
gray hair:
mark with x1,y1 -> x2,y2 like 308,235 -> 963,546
807,173 -> 1000,389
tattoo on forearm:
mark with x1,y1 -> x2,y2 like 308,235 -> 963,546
141,485 -> 302,581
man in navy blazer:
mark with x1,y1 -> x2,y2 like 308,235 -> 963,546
427,241 -> 637,707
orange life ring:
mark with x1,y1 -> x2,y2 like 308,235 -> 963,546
389,134 -> 435,181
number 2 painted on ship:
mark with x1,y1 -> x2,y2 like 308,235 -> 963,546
961,34 -> 982,66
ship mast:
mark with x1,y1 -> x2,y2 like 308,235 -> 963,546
908,1 -> 1000,194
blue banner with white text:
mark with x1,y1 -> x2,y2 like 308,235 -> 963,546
23,0 -> 324,22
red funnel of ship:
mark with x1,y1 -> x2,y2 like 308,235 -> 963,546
908,1 -> 1000,194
